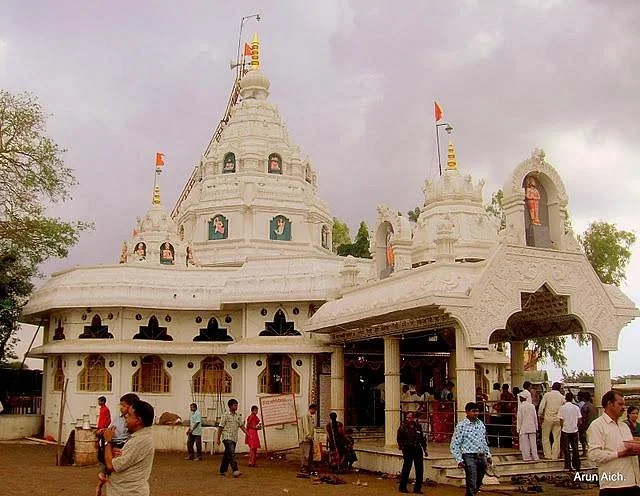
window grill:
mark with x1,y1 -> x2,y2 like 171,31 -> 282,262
258,354 -> 300,394
193,356 -> 232,394
132,355 -> 171,393
78,355 -> 112,392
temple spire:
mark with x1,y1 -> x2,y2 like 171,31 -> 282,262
152,185 -> 161,205
447,141 -> 457,170
251,33 -> 260,70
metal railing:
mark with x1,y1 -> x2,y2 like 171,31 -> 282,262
1,395 -> 42,415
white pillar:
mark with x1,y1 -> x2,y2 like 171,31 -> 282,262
455,325 -> 476,421
384,336 -> 401,447
592,337 -> 611,412
330,346 -> 345,421
510,341 -> 525,391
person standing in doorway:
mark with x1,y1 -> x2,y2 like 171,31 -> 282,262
450,402 -> 492,496
538,382 -> 565,459
517,392 -> 539,461
558,392 -> 581,471
186,403 -> 203,461
217,399 -> 247,477
397,411 -> 427,494
298,403 -> 317,475
588,390 -> 640,495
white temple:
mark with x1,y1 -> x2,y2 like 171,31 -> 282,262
23,36 -> 638,461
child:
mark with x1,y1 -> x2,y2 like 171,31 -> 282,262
96,393 -> 139,496
344,427 -> 357,469
245,405 -> 262,467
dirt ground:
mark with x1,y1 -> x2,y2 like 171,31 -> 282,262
0,442 -> 598,496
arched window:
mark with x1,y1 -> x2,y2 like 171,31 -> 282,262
53,358 -> 65,392
78,354 -> 112,392
192,356 -> 232,394
258,354 -> 300,394
132,355 -> 171,393
193,318 -> 233,341
260,309 -> 301,336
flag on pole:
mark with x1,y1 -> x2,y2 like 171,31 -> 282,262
155,152 -> 165,167
434,101 -> 443,122
244,42 -> 252,56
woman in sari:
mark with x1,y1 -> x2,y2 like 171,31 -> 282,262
245,405 -> 262,466
325,412 -> 347,473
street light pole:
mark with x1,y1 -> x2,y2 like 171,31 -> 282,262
235,14 -> 261,80
435,122 -> 454,175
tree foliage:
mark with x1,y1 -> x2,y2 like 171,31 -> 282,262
579,221 -> 636,286
485,189 -> 506,230
331,217 -> 351,253
336,221 -> 372,258
407,207 -> 421,224
561,369 -> 594,383
0,90 -> 91,363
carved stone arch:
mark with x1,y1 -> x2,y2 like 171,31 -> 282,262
503,149 -> 568,203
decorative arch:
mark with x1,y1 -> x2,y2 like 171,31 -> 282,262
208,214 -> 228,240
260,309 -> 301,336
193,317 -> 233,342
78,354 -> 112,392
504,149 -> 568,203
53,357 -> 65,391
222,152 -> 236,173
133,316 -> 173,341
133,241 -> 147,262
258,354 -> 300,394
192,356 -> 232,394
267,153 -> 282,174
375,221 -> 395,279
132,355 -> 171,393
79,314 -> 113,339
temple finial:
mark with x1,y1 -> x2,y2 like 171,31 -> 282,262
447,141 -> 457,170
251,33 -> 260,70
152,185 -> 161,205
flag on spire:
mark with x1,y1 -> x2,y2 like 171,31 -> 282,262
434,101 -> 443,122
244,42 -> 252,56
155,152 -> 165,167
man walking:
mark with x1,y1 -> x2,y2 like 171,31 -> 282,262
588,390 -> 640,495
450,402 -> 492,496
298,403 -> 317,475
538,382 -> 565,459
558,392 -> 581,471
516,392 -> 539,461
186,403 -> 203,461
217,398 -> 247,477
103,400 -> 155,496
397,411 -> 427,494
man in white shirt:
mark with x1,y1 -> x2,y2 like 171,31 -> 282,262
517,393 -> 539,461
587,390 -> 640,495
558,392 -> 581,471
538,382 -> 566,459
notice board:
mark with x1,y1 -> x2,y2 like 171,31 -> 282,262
259,394 -> 298,427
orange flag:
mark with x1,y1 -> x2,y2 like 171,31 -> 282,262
244,42 -> 252,56
155,152 -> 165,167
434,101 -> 443,122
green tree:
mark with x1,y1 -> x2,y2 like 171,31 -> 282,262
336,221 -> 372,259
485,189 -> 506,230
0,90 -> 91,363
332,217 -> 351,253
579,221 -> 636,286
561,369 -> 594,383
407,207 -> 421,223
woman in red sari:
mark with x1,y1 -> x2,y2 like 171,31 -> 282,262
245,405 -> 262,466
326,412 -> 347,473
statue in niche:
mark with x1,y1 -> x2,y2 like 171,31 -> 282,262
268,153 -> 282,173
209,215 -> 228,240
270,215 -> 291,241
385,225 -> 395,271
160,242 -> 175,265
321,225 -> 329,249
119,242 -> 128,264
134,242 -> 147,262
223,152 -> 236,173
525,176 -> 542,225
186,245 -> 196,267
179,225 -> 185,241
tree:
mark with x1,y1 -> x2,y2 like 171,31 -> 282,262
561,369 -> 594,383
407,207 -> 421,224
336,221 -> 372,259
485,189 -> 506,230
0,90 -> 91,363
579,221 -> 636,286
332,217 -> 351,253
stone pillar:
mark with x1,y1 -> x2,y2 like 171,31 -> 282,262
510,341 -> 525,391
592,337 -> 612,412
330,346 -> 345,422
455,325 -> 476,421
384,336 -> 401,447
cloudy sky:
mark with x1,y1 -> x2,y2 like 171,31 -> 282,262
3,1 -> 639,379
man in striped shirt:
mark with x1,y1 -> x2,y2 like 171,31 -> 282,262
217,398 -> 247,477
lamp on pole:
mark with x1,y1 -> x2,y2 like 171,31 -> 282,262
435,122 -> 454,176
234,13 -> 261,79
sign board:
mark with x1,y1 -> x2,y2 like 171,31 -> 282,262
259,394 -> 298,428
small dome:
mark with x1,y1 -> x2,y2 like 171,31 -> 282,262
138,204 -> 178,235
239,69 -> 270,100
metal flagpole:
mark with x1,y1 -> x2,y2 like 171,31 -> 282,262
435,122 -> 442,176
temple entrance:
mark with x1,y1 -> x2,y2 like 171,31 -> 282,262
343,329 -> 454,426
